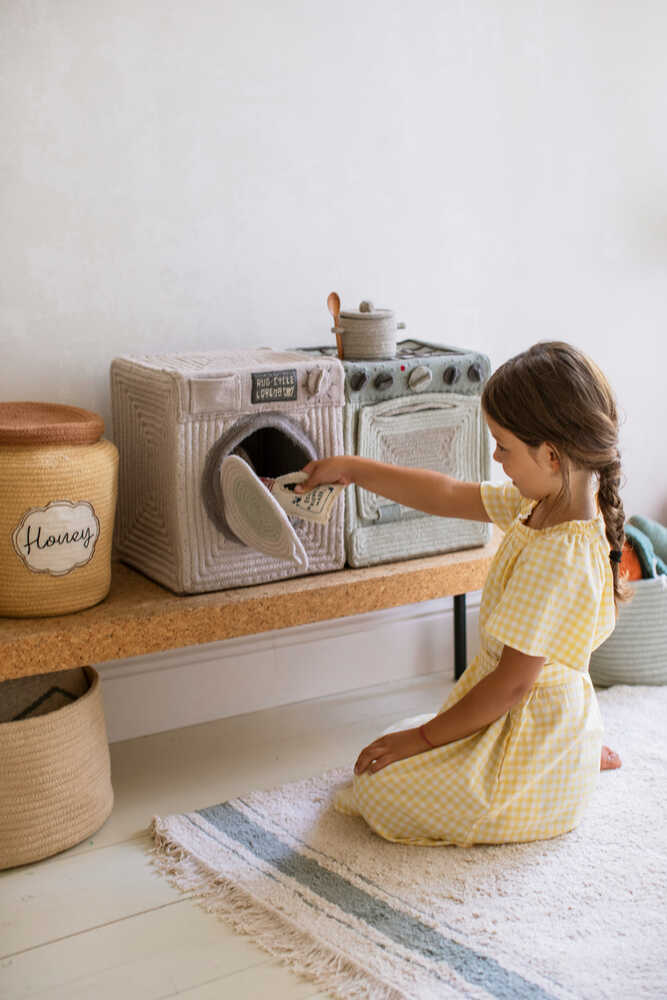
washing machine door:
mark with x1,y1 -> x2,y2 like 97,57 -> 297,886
220,455 -> 308,569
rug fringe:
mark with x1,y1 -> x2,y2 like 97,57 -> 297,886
150,817 -> 407,1000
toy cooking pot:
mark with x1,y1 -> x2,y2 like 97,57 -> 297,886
333,300 -> 406,360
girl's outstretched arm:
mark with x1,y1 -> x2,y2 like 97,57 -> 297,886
354,646 -> 545,775
296,455 -> 491,522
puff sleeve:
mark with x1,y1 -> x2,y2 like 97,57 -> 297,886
482,532 -> 612,672
480,481 -> 523,532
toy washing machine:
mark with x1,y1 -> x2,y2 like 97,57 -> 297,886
110,349 -> 345,593
297,340 -> 492,567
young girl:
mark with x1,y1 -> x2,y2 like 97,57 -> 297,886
296,341 -> 626,846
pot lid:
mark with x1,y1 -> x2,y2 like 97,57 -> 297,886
220,455 -> 308,569
339,300 -> 394,320
0,402 -> 104,445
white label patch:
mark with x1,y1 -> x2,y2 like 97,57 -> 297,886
12,501 -> 100,576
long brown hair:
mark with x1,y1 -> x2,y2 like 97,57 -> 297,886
482,341 -> 630,604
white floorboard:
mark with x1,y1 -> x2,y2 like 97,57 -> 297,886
0,898 -> 320,1000
0,670 -> 454,1000
1,838 -> 182,956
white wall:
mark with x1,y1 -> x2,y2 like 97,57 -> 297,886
98,594 -> 481,742
3,3 -> 667,738
2,0 -> 666,520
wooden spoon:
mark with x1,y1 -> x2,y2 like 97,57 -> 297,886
327,292 -> 343,359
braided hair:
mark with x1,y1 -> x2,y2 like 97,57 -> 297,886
482,341 -> 630,605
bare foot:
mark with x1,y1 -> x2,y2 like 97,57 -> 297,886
600,745 -> 622,770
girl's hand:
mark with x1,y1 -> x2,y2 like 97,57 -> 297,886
354,727 -> 433,775
294,456 -> 356,493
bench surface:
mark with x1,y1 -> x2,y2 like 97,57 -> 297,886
0,530 -> 501,681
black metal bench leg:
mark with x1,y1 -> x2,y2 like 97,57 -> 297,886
454,594 -> 467,680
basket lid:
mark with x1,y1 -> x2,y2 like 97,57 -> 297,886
339,300 -> 394,320
0,402 -> 104,445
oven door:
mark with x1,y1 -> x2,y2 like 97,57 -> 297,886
355,392 -> 488,524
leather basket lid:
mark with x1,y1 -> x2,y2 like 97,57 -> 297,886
0,402 -> 104,445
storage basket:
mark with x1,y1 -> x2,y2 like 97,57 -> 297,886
0,666 -> 113,869
589,576 -> 667,686
0,402 -> 118,617
335,300 -> 404,360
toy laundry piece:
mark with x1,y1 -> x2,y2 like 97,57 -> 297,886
628,515 -> 667,573
220,456 -> 308,570
260,471 -> 345,525
624,521 -> 667,578
620,540 -> 643,581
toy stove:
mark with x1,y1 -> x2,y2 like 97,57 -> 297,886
297,339 -> 492,567
111,349 -> 345,593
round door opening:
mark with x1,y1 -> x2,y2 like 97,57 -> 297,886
202,414 -> 318,538
232,426 -> 312,480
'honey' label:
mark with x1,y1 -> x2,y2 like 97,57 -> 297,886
12,501 -> 100,576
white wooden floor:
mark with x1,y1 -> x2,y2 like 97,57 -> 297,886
0,670 -> 454,1000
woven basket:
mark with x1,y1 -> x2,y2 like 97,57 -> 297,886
589,576 -> 667,687
336,301 -> 403,360
0,402 -> 118,617
0,666 -> 113,869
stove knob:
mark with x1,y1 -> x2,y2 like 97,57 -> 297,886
374,372 -> 394,391
443,365 -> 461,386
349,371 -> 368,392
467,363 -> 483,383
407,366 -> 433,392
307,368 -> 329,396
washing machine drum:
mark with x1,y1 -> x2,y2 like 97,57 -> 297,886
202,414 -> 316,569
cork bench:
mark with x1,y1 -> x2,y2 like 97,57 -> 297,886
0,529 -> 501,685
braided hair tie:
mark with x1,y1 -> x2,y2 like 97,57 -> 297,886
609,549 -> 622,564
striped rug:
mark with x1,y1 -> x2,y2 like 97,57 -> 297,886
151,685 -> 667,999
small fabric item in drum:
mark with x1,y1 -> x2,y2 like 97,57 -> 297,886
0,667 -> 90,723
260,472 -> 344,525
220,456 -> 308,569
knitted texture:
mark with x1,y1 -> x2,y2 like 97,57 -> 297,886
0,437 -> 118,617
344,393 -> 491,567
629,514 -> 667,564
111,350 -> 345,593
0,667 -> 113,870
589,576 -> 667,686
219,456 -> 308,569
336,314 -> 396,360
294,342 -> 493,569
0,401 -> 104,445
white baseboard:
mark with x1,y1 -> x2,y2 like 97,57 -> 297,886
96,592 -> 482,743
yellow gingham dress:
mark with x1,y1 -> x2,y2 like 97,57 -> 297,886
334,480 -> 617,846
